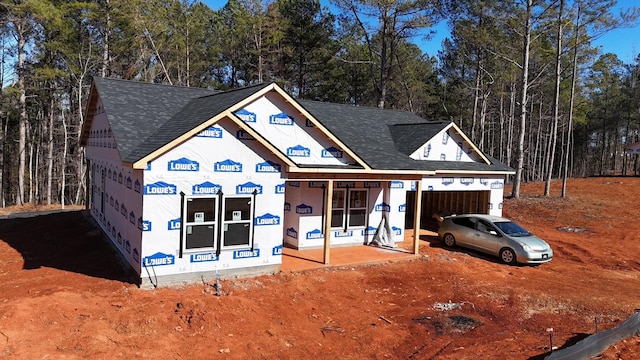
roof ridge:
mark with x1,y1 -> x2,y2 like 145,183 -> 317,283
298,99 -> 421,115
94,76 -> 217,91
197,82 -> 273,99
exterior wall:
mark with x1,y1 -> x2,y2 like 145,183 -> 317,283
284,181 -> 407,249
420,175 -> 505,216
139,117 -> 286,282
86,99 -> 144,274
411,127 -> 484,163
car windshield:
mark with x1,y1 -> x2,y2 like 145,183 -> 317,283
494,221 -> 531,236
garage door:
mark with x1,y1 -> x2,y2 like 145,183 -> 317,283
405,190 -> 490,231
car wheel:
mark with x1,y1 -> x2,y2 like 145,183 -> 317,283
500,248 -> 516,264
443,233 -> 456,247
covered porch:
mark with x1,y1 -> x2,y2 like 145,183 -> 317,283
283,173 -> 426,266
280,229 -> 438,272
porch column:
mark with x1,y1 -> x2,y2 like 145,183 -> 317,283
413,179 -> 423,255
323,180 -> 334,264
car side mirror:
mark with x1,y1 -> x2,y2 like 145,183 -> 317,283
489,230 -> 498,236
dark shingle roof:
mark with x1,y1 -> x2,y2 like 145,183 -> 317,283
298,100 -> 513,173
389,123 -> 449,156
94,77 -> 269,163
94,77 -> 215,162
93,78 -> 512,173
126,83 -> 271,162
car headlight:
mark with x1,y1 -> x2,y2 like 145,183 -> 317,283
517,242 -> 531,251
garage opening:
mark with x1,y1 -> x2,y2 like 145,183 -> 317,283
405,191 -> 490,231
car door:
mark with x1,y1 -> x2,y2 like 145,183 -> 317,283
473,219 -> 500,254
450,217 -> 478,248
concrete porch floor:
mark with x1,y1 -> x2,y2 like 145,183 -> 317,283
280,229 -> 438,272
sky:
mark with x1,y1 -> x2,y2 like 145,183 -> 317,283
203,0 -> 640,63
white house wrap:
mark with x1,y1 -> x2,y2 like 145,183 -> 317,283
81,79 -> 513,287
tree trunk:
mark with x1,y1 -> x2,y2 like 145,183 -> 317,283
61,110 -> 68,209
17,23 -> 27,205
511,0 -> 533,198
101,0 -> 111,78
544,0 -> 563,196
47,97 -> 54,205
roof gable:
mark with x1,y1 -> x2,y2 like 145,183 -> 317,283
127,83 -> 272,164
81,77 -> 215,160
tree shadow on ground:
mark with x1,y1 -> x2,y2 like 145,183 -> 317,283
0,210 -> 138,285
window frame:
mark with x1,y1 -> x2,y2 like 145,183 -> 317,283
331,188 -> 369,230
182,196 -> 218,252
220,195 -> 254,251
181,194 -> 256,254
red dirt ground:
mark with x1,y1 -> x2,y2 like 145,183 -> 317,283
1,178 -> 639,359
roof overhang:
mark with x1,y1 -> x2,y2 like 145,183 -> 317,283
80,81 -> 99,146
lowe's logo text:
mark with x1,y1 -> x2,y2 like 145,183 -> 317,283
269,112 -> 294,126
144,181 -> 177,195
272,245 -> 283,256
306,229 -> 323,239
255,213 -> 280,226
375,203 -> 391,212
192,181 -> 222,195
138,218 -> 152,232
275,184 -> 286,194
287,227 -> 298,239
236,130 -> 254,140
143,252 -> 175,267
236,182 -> 262,194
460,177 -> 474,185
321,146 -> 343,158
389,181 -> 404,189
399,204 -> 406,212
284,202 -> 291,211
491,181 -> 504,189
442,177 -> 454,185
167,218 -> 181,230
296,204 -> 313,214
235,109 -> 256,122
392,226 -> 402,236
362,226 -> 377,236
287,145 -> 310,157
190,252 -> 218,263
233,249 -> 260,259
256,161 -> 281,173
334,230 -> 353,237
197,126 -> 223,138
424,144 -> 431,158
214,159 -> 242,172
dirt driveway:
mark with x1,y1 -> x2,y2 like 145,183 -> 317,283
0,178 -> 639,359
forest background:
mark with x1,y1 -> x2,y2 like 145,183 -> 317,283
0,0 -> 639,208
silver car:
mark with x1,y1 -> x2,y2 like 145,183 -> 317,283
437,214 -> 553,264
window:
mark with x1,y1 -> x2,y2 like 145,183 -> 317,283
182,195 -> 254,252
184,197 -> 217,250
222,196 -> 253,249
331,189 -> 368,229
452,217 -> 476,229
